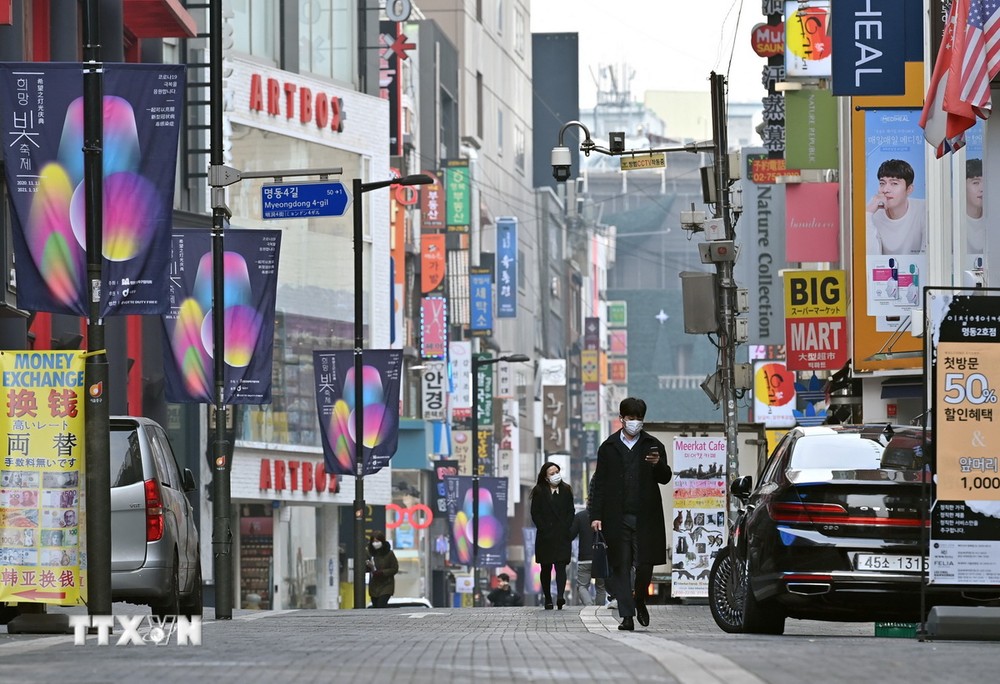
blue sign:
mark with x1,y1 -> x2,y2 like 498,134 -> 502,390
496,217 -> 518,318
261,181 -> 352,219
831,0 -> 906,96
469,268 -> 493,335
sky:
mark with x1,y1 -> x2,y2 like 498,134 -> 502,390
530,0 -> 764,108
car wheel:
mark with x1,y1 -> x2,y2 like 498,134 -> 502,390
179,563 -> 203,618
709,546 -> 748,633
152,554 -> 181,618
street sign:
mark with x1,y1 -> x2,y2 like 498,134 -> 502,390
261,181 -> 352,219
620,153 -> 665,171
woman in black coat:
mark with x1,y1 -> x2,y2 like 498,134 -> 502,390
530,461 -> 574,609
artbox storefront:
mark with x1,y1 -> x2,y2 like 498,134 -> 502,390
205,55 -> 395,610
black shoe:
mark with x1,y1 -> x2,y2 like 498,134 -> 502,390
557,598 -> 565,610
544,601 -> 554,610
636,602 -> 649,627
618,616 -> 635,631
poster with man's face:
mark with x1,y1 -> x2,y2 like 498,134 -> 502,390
863,110 -> 928,331
963,120 -> 986,279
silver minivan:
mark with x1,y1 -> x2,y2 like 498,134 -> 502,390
110,416 -> 201,616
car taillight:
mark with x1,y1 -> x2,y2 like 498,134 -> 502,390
144,478 -> 164,542
768,501 -> 849,523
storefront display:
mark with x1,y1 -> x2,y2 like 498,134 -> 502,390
240,505 -> 274,609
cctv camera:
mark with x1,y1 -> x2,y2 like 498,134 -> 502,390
551,146 -> 572,182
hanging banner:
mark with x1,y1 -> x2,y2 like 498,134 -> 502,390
784,90 -> 839,169
469,267 -> 493,336
445,475 -> 508,567
0,63 -> 185,317
752,356 -> 797,428
785,182 -> 840,262
313,349 -> 403,476
928,289 -> 1000,585
420,171 -> 445,231
496,217 -> 518,317
671,436 -> 726,598
830,0 -> 905,96
445,158 -> 470,232
162,228 -> 281,404
421,233 -> 446,293
784,1 -> 832,78
0,350 -> 87,606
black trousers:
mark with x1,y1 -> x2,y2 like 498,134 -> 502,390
610,515 -> 652,618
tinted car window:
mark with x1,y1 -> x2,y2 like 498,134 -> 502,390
788,434 -> 884,471
148,426 -> 181,488
109,428 -> 143,488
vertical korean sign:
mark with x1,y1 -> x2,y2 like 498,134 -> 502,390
929,291 -> 1000,585
445,159 -> 470,233
0,351 -> 86,605
671,436 -> 726,598
0,63 -> 185,317
469,266 -> 493,336
496,217 -> 518,317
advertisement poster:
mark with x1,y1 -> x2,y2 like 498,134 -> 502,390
445,475 -> 508,567
928,290 -> 1000,585
0,351 -> 86,605
0,63 -> 185,317
784,1 -> 832,78
313,349 -> 403,476
784,270 -> 849,371
963,120 -> 988,277
752,358 -> 796,428
162,228 -> 281,404
671,436 -> 726,598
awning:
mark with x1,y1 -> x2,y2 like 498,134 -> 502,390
124,0 -> 197,39
880,377 -> 924,399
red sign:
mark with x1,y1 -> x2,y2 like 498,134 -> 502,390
421,235 -> 446,293
0,1 -> 11,25
785,182 -> 840,263
420,172 -> 445,230
751,22 -> 785,57
749,157 -> 799,184
259,458 -> 339,494
785,317 -> 848,371
248,73 -> 344,132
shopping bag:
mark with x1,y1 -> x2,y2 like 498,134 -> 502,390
592,530 -> 611,579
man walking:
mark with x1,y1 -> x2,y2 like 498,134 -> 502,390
589,397 -> 672,631
570,508 -> 607,606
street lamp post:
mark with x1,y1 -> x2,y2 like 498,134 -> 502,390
352,173 -> 433,610
471,353 -> 529,602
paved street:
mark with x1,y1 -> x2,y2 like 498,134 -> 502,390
0,603 -> 996,683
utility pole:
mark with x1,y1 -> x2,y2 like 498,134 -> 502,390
709,72 -> 741,511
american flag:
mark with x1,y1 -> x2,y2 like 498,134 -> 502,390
920,0 -> 1000,157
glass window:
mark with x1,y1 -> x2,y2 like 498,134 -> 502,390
514,126 -> 524,171
788,434 -> 884,472
514,9 -> 525,56
299,0 -> 355,83
232,0 -> 279,64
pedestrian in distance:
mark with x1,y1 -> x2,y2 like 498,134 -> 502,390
530,461 -> 574,610
590,397 -> 672,631
570,507 -> 608,606
487,572 -> 523,607
366,531 -> 399,608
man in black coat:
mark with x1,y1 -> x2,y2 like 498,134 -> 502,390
589,397 -> 672,631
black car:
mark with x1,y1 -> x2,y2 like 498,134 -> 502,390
709,424 -> 999,635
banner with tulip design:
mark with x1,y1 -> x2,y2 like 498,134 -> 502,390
0,63 -> 185,316
162,228 -> 281,404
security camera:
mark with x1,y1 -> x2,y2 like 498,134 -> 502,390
551,146 -> 572,182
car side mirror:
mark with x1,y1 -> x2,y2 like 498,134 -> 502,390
730,475 -> 753,500
182,468 -> 196,493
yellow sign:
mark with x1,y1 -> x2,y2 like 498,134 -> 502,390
784,269 -> 847,319
0,351 -> 87,606
620,154 -> 666,171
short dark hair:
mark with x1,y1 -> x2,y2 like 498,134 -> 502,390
619,397 -> 647,419
968,158 -> 983,178
498,573 -> 510,582
876,159 -> 915,187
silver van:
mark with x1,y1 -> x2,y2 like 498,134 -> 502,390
110,416 -> 201,616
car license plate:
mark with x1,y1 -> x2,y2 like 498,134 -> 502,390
854,553 -> 927,572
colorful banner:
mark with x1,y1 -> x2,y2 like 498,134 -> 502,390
432,459 -> 459,515
420,361 -> 448,421
469,267 -> 494,336
785,182 -> 840,262
445,159 -> 470,232
0,63 -> 185,317
784,1 -> 832,78
928,290 -> 1000,585
784,89 -> 839,169
496,217 -> 518,317
445,475 -> 508,567
852,109 -> 926,370
0,350 -> 86,606
162,228 -> 281,404
830,0 -> 905,96
784,270 -> 848,371
671,436 -> 726,598
421,233 -> 446,293
420,171 -> 445,231
752,359 -> 797,428
313,349 -> 403,476
419,296 -> 447,359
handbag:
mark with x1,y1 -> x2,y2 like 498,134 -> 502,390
591,530 -> 612,579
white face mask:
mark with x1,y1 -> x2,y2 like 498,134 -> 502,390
547,473 -> 562,486
623,419 -> 643,436
371,541 -> 383,550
